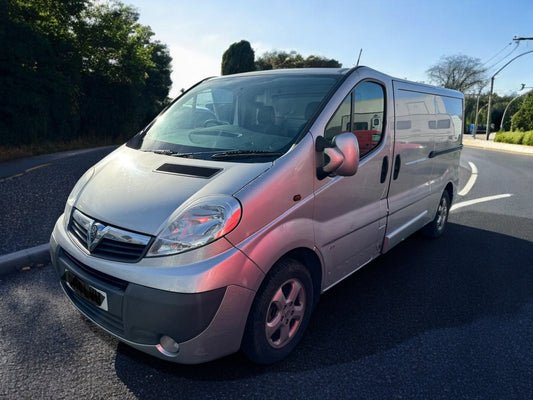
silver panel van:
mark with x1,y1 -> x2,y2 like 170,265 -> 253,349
50,67 -> 463,364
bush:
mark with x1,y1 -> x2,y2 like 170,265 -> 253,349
494,131 -> 533,146
523,131 -> 533,146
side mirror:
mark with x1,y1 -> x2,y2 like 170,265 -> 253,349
316,132 -> 360,180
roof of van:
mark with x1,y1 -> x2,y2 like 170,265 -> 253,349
206,67 -> 464,97
210,68 -> 352,78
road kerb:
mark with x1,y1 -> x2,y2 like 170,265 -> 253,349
0,244 -> 50,277
463,137 -> 533,155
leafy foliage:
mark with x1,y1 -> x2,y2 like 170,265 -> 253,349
524,131 -> 533,146
511,93 -> 533,131
220,42 -> 342,75
0,0 -> 172,148
255,51 -> 341,70
464,93 -> 514,130
427,54 -> 486,93
221,40 -> 255,75
494,131 -> 525,144
494,130 -> 533,146
499,96 -> 524,131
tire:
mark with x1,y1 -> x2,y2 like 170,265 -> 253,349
241,258 -> 314,364
422,190 -> 450,238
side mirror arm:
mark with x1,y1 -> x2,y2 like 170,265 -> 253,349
316,137 -> 336,180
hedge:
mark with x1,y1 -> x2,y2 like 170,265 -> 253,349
494,131 -> 533,146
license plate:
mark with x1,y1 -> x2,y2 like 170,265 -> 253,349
64,270 -> 109,311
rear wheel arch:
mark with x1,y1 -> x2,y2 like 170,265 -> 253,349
445,182 -> 454,205
422,188 -> 451,238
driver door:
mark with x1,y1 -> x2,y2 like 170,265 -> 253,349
314,80 -> 392,289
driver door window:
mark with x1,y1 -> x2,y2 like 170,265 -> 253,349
325,81 -> 385,157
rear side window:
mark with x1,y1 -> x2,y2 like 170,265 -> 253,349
325,81 -> 385,157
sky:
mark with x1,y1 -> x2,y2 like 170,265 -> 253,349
125,0 -> 533,99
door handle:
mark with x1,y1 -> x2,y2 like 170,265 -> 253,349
393,154 -> 401,180
380,156 -> 388,183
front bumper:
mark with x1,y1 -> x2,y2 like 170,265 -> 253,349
50,215 -> 262,364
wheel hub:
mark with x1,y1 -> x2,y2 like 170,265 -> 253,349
265,279 -> 306,349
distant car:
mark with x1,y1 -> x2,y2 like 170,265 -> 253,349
468,124 -> 487,134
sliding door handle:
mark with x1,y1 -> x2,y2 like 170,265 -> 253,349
380,156 -> 389,183
393,154 -> 401,180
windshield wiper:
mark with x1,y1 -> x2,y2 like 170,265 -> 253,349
146,149 -> 211,158
147,149 -> 284,160
211,150 -> 284,160
150,149 -> 175,155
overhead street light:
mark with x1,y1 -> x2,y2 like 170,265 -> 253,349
471,85 -> 489,139
500,86 -> 533,132
485,50 -> 533,140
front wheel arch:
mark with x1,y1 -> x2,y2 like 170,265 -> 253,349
241,257 -> 315,364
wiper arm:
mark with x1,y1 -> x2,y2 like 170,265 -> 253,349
146,149 -> 283,160
151,149 -> 174,155
211,150 -> 284,160
146,149 -> 211,158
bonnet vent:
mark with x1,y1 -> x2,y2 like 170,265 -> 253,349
155,163 -> 222,179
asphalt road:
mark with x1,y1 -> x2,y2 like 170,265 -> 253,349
0,147 -> 532,399
0,147 -> 116,255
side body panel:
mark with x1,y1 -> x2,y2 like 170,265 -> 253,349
228,134 -> 319,275
383,81 -> 463,251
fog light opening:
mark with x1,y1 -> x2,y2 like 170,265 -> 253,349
156,335 -> 180,357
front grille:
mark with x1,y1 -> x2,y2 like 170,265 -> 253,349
68,209 -> 152,263
91,238 -> 148,261
71,216 -> 89,248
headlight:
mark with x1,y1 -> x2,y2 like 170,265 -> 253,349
63,168 -> 95,229
147,195 -> 242,257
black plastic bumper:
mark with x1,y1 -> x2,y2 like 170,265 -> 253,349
53,248 -> 226,345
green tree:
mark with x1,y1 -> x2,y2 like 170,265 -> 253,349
464,93 -> 514,131
255,50 -> 341,70
0,0 -> 172,148
499,95 -> 524,131
76,1 -> 172,139
1,0 -> 87,145
221,40 -> 255,75
511,93 -> 533,131
141,41 -> 173,123
427,54 -> 486,93
303,54 -> 343,68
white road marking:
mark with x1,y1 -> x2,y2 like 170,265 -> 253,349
451,194 -> 513,211
0,163 -> 52,183
458,161 -> 478,196
24,163 -> 52,173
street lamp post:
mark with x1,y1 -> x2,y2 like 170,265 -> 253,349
476,103 -> 489,133
500,87 -> 532,132
471,88 -> 484,139
485,50 -> 533,140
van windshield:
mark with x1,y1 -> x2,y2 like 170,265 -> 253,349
128,72 -> 343,162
